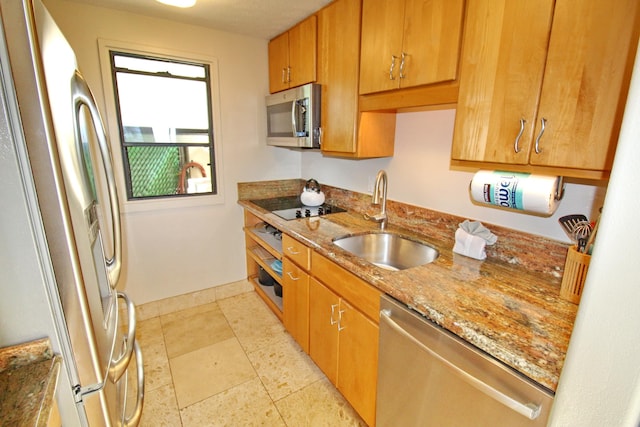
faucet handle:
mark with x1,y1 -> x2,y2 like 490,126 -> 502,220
364,212 -> 387,222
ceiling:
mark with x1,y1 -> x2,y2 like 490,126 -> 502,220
67,0 -> 332,40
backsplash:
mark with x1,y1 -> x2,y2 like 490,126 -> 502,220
238,179 -> 569,279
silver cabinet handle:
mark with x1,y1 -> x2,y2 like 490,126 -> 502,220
389,55 -> 398,80
281,68 -> 286,84
338,309 -> 346,331
109,292 -> 137,383
118,341 -> 145,427
330,304 -> 338,325
399,52 -> 407,79
286,271 -> 300,281
534,118 -> 547,154
287,66 -> 291,83
72,71 -> 122,288
514,118 -> 525,153
380,310 -> 542,420
287,246 -> 300,255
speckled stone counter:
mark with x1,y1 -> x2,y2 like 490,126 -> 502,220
0,338 -> 61,426
238,179 -> 578,392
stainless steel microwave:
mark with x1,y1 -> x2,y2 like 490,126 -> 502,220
266,83 -> 321,148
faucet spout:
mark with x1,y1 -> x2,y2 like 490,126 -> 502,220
367,170 -> 388,230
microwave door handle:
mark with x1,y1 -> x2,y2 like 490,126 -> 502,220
291,100 -> 298,136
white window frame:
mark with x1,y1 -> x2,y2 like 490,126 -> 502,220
98,39 -> 224,213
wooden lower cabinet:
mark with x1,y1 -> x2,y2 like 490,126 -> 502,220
282,257 -> 310,353
308,277 -> 379,426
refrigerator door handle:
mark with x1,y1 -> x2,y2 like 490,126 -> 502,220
109,292 -> 136,382
72,70 -> 122,288
119,341 -> 145,427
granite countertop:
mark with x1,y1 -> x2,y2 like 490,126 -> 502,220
238,180 -> 579,392
0,338 -> 61,426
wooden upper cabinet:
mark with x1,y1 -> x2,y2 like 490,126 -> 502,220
317,0 -> 396,157
452,0 -> 640,178
452,0 -> 553,165
268,15 -> 317,93
268,32 -> 290,94
359,0 -> 465,95
531,0 -> 639,171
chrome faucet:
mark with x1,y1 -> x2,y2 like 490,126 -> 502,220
365,170 -> 388,230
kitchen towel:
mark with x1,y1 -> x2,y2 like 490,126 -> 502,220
469,170 -> 562,216
453,220 -> 497,260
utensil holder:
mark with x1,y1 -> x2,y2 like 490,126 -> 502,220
560,245 -> 591,304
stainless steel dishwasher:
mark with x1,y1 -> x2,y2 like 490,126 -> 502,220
376,295 -> 554,427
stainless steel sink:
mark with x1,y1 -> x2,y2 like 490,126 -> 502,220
332,232 -> 439,271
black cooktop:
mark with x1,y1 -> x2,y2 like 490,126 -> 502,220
251,196 -> 345,220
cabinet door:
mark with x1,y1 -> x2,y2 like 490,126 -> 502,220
282,258 -> 309,352
336,299 -> 379,427
451,0 -> 554,164
400,0 -> 464,89
530,0 -> 640,171
268,32 -> 289,93
317,0 -> 361,153
308,278 -> 339,384
359,0 -> 405,94
288,15 -> 317,89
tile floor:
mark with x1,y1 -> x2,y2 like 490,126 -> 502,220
134,281 -> 366,426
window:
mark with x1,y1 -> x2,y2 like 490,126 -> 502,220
109,51 -> 217,200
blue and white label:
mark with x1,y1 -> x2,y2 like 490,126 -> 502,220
483,171 -> 530,210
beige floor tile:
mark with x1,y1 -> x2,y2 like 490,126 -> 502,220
136,301 -> 160,322
217,292 -> 286,353
180,377 -> 286,427
275,378 -> 366,427
215,279 -> 254,300
246,334 -> 324,401
170,337 -> 257,409
161,302 -> 234,358
135,318 -> 172,392
136,317 -> 164,346
138,383 -> 182,427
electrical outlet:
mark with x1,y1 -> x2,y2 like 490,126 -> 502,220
367,175 -> 376,193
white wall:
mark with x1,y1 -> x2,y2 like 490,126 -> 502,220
549,44 -> 640,426
302,109 -> 606,243
44,0 -> 301,304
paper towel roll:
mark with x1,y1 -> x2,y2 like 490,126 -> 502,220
469,170 -> 561,216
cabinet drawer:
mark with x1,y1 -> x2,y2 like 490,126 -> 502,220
282,234 -> 311,270
312,252 -> 382,322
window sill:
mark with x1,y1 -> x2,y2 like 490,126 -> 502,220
120,192 -> 225,214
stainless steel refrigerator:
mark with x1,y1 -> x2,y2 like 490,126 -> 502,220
0,0 -> 144,425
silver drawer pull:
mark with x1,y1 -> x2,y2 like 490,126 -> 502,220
287,246 -> 300,255
534,118 -> 547,154
514,118 -> 525,153
338,309 -> 346,331
286,271 -> 300,281
330,304 -> 338,325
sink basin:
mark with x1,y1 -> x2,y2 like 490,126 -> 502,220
332,232 -> 439,271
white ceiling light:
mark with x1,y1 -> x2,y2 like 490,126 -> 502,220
155,0 -> 196,8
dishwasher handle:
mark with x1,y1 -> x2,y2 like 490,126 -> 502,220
380,309 -> 542,420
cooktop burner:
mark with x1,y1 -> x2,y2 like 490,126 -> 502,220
251,196 -> 346,220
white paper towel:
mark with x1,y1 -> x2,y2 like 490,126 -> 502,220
469,170 -> 561,216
